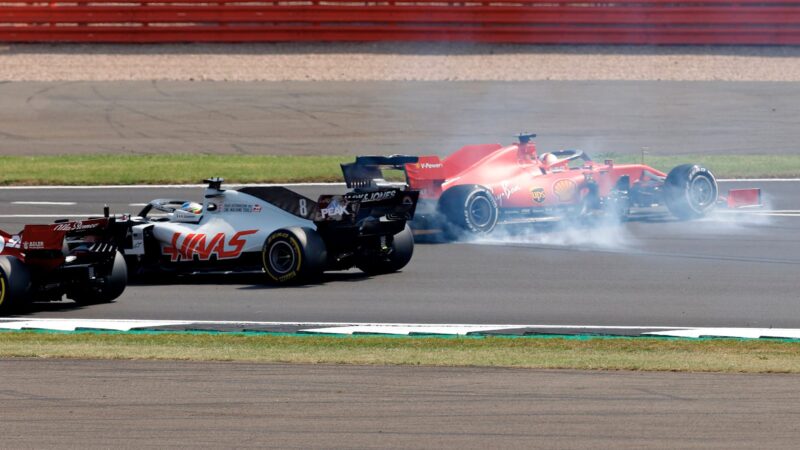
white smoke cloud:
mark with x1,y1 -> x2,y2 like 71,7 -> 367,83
468,211 -> 637,251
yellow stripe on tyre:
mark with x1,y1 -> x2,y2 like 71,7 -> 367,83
0,275 -> 6,306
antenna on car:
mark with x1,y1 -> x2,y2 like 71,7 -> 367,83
203,178 -> 225,191
517,132 -> 537,144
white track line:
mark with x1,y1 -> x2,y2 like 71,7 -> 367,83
0,319 -> 682,328
718,178 -> 800,182
11,201 -> 77,206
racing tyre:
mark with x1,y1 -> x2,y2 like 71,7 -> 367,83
438,185 -> 499,237
0,256 -> 31,313
71,251 -> 128,305
262,227 -> 327,284
663,164 -> 718,220
357,224 -> 414,275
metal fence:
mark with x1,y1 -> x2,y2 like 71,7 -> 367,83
2,0 -> 800,44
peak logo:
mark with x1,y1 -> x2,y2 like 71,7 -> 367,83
320,198 -> 349,219
163,230 -> 257,262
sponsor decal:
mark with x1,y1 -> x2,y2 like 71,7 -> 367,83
319,197 -> 350,219
163,229 -> 257,262
346,190 -> 397,203
53,221 -> 101,232
553,179 -> 578,202
222,203 -> 260,213
498,181 -> 521,202
23,241 -> 45,250
418,162 -> 443,169
531,187 -> 546,204
402,195 -> 414,206
0,236 -> 4,253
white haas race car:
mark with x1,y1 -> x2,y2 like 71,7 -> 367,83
119,157 -> 419,284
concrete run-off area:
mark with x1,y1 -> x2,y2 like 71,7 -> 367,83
1,359 -> 799,449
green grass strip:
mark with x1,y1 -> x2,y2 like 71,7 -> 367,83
1,153 -> 798,186
1,331 -> 799,373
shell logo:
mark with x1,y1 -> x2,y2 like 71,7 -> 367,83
553,179 -> 578,202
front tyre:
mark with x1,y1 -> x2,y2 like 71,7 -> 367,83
357,224 -> 414,275
664,164 -> 718,220
262,227 -> 327,284
0,256 -> 31,313
71,251 -> 128,305
438,185 -> 499,237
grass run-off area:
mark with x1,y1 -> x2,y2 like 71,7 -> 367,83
1,153 -> 798,185
1,332 -> 799,373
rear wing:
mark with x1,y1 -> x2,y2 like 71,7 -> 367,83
17,218 -> 111,252
340,155 -> 418,190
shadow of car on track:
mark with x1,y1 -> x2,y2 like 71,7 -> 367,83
127,270 -> 384,290
3,300 -> 94,317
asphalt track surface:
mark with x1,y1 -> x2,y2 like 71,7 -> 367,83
2,80 -> 799,156
1,359 -> 799,449
1,180 -> 798,328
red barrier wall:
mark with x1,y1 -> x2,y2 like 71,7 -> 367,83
2,0 -> 800,44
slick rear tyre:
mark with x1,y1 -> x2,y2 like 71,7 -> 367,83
71,251 -> 128,305
262,227 -> 327,284
357,224 -> 414,275
0,256 -> 30,313
664,164 -> 718,220
438,185 -> 499,236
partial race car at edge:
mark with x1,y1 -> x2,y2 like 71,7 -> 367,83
0,215 -> 128,312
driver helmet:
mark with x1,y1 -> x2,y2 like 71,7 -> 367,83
181,201 -> 203,215
541,153 -> 559,166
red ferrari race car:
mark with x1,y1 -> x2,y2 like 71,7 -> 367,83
0,214 -> 127,312
397,133 -> 760,237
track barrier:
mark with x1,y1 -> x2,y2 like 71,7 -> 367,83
2,0 -> 800,44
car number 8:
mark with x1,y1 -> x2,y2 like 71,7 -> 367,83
299,199 -> 308,216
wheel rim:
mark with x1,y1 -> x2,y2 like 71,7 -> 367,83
468,195 -> 494,228
269,241 -> 296,274
689,176 -> 715,208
